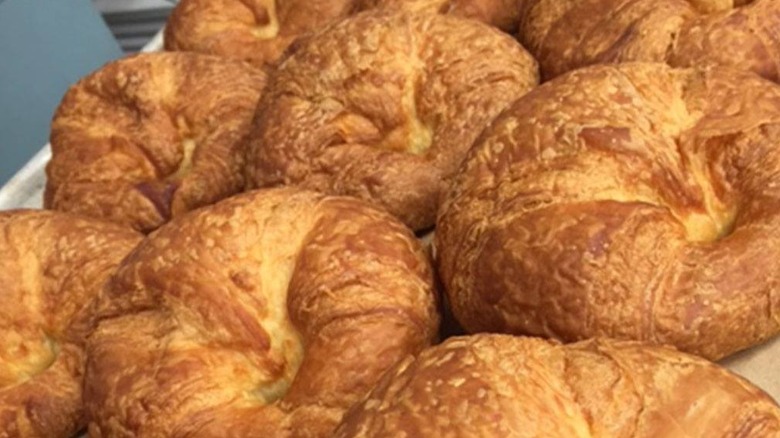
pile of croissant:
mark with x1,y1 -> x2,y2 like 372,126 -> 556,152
3,0 -> 780,436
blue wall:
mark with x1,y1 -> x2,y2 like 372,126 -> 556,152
0,0 -> 122,184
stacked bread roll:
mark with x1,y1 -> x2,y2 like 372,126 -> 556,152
3,1 -> 779,437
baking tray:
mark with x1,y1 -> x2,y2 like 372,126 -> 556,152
1,29 -> 778,403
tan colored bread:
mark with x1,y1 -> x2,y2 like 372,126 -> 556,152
361,0 -> 523,31
335,335 -> 780,437
436,63 -> 780,360
518,0 -> 780,81
0,211 -> 142,437
164,0 -> 363,67
46,52 -> 266,233
246,11 -> 539,231
85,188 -> 440,437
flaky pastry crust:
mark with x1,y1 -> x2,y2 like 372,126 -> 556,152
436,63 -> 780,360
85,188 -> 440,437
518,0 -> 780,81
335,335 -> 780,437
46,52 -> 266,233
164,0 -> 364,67
246,11 -> 539,230
360,0 -> 523,31
0,211 -> 141,437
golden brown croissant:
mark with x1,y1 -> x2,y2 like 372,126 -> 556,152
518,0 -> 780,81
46,52 -> 266,233
335,335 -> 780,437
246,11 -> 539,231
85,188 -> 440,437
436,62 -> 780,361
164,0 -> 364,67
361,0 -> 523,31
0,211 -> 142,437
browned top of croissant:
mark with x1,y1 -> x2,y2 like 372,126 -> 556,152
335,335 -> 780,437
164,0 -> 364,67
246,11 -> 538,230
436,63 -> 780,360
518,0 -> 780,81
361,0 -> 523,31
0,210 -> 141,437
46,52 -> 266,233
85,188 -> 440,437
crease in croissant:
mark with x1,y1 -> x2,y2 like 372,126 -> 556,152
246,11 -> 539,231
46,52 -> 266,233
85,188 -> 440,437
164,0 -> 361,67
436,63 -> 780,361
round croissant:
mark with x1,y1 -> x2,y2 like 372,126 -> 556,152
246,11 -> 538,230
436,63 -> 780,360
518,0 -> 780,81
164,0 -> 363,67
0,211 -> 141,437
85,188 -> 440,437
46,52 -> 266,233
335,335 -> 780,437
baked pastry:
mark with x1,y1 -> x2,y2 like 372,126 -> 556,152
360,0 -> 522,32
518,0 -> 780,80
0,210 -> 141,437
335,335 -> 780,437
246,11 -> 539,230
85,188 -> 440,437
164,0 -> 363,67
46,52 -> 266,233
436,62 -> 780,360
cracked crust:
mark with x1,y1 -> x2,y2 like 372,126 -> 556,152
84,188 -> 440,437
334,335 -> 780,437
518,0 -> 780,81
164,0 -> 525,69
164,0 -> 366,67
0,210 -> 142,438
360,0 -> 524,31
246,11 -> 539,230
435,63 -> 780,360
45,52 -> 266,233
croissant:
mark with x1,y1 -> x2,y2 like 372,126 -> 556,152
518,0 -> 780,81
360,0 -> 523,31
335,335 -> 780,437
436,63 -> 780,360
246,11 -> 539,230
46,52 -> 266,233
164,0 -> 363,67
85,188 -> 440,437
0,211 -> 141,437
